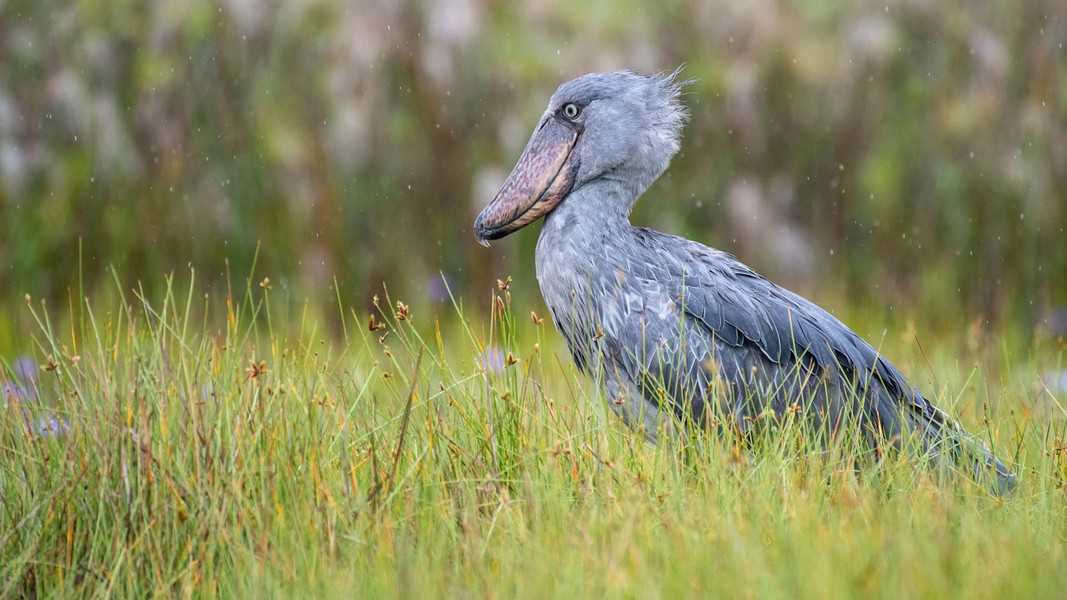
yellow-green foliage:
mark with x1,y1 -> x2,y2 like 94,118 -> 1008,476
1,272 -> 1065,598
0,0 -> 1064,326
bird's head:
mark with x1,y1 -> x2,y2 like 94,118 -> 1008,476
473,69 -> 690,244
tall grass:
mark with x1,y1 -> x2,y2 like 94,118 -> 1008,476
1,272 -> 1065,598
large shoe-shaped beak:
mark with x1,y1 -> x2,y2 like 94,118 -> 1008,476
473,116 -> 581,244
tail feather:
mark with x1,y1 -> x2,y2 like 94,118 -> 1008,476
910,401 -> 1017,496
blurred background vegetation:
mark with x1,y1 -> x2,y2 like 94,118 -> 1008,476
0,0 -> 1064,339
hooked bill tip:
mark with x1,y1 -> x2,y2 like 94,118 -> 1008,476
473,215 -> 493,247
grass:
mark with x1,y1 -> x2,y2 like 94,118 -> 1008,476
1,270 -> 1066,598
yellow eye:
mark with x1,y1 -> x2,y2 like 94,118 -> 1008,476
563,103 -> 580,119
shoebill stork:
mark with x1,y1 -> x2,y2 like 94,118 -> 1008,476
472,69 -> 1016,495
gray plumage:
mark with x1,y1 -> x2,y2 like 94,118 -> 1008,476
475,69 -> 1016,495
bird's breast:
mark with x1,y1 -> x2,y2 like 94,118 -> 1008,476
535,227 -> 684,375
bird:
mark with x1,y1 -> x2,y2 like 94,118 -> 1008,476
472,69 -> 1016,495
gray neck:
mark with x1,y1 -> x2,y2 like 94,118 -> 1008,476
535,178 -> 634,317
542,178 -> 636,237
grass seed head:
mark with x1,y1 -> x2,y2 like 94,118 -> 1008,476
368,314 -> 385,331
246,360 -> 269,380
